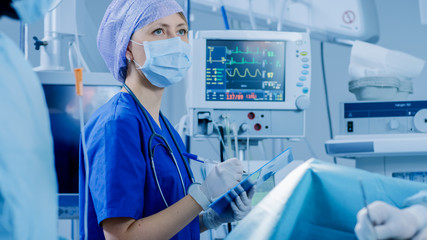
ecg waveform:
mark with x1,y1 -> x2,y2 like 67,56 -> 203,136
226,68 -> 262,78
228,57 -> 261,65
228,46 -> 274,57
205,40 -> 285,102
207,46 -> 276,65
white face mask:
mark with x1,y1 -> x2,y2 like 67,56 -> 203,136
131,37 -> 192,88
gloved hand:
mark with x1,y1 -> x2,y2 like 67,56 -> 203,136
202,186 -> 255,229
355,201 -> 427,240
188,158 -> 243,210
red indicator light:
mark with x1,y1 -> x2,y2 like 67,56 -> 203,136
248,112 -> 255,120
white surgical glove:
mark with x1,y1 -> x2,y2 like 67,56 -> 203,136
188,158 -> 243,210
355,201 -> 427,240
202,187 -> 255,229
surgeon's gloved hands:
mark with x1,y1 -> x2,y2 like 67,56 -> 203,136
188,158 -> 243,210
202,187 -> 255,230
355,201 -> 427,240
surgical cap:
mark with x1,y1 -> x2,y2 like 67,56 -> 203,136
97,0 -> 185,83
11,0 -> 55,23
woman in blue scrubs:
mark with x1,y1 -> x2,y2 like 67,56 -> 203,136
79,0 -> 254,239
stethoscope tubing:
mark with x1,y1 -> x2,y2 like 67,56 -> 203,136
123,83 -> 194,207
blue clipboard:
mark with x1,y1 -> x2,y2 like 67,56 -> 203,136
209,148 -> 293,215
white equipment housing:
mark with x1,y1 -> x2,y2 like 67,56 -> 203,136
186,30 -> 311,139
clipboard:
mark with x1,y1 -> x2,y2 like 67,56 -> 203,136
209,148 -> 293,215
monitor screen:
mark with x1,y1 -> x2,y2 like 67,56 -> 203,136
205,40 -> 286,102
43,85 -> 120,193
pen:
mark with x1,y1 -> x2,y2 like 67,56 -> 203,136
183,152 -> 218,164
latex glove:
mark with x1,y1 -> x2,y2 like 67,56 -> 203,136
201,158 -> 243,201
202,187 -> 255,229
355,201 -> 427,240
189,158 -> 243,210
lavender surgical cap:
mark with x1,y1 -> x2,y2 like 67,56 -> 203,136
97,0 -> 185,82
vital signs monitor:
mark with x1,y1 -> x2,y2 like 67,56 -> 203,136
186,31 -> 311,139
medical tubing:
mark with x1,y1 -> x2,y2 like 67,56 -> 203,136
216,124 -> 232,233
246,132 -> 251,160
232,124 -> 238,159
220,1 -> 230,30
122,84 -> 195,183
219,127 -> 225,163
69,42 -> 89,239
72,42 -> 90,72
48,0 -> 64,12
212,120 -> 229,159
79,97 -> 90,240
68,43 -> 75,71
246,132 -> 251,173
224,118 -> 233,158
320,42 -> 336,164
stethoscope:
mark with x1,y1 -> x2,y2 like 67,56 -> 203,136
123,84 -> 195,208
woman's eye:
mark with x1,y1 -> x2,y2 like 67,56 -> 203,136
153,29 -> 163,35
178,29 -> 187,35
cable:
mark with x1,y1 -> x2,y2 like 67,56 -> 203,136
320,41 -> 337,164
219,0 -> 230,30
246,132 -> 251,173
232,124 -> 238,159
186,0 -> 191,30
79,95 -> 90,240
69,34 -> 89,240
68,43 -> 75,70
212,120 -> 229,159
72,42 -> 90,72
48,0 -> 65,12
224,117 -> 233,158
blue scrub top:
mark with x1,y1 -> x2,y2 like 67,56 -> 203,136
79,92 -> 199,240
